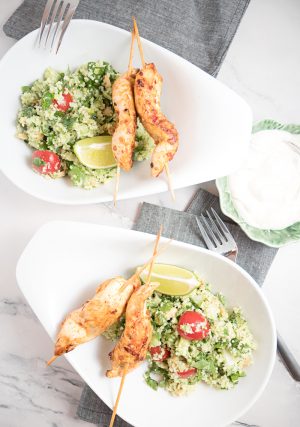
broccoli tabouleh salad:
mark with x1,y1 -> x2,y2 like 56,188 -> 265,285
16,61 -> 154,189
104,273 -> 256,396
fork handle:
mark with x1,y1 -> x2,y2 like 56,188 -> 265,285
277,334 -> 300,381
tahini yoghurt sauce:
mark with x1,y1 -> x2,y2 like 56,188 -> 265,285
228,129 -> 300,230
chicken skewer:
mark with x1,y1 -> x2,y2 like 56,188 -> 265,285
108,283 -> 160,427
47,274 -> 140,366
107,280 -> 159,378
47,231 -> 170,366
112,27 -> 137,206
46,235 -> 168,366
107,226 -> 162,427
133,18 -> 178,200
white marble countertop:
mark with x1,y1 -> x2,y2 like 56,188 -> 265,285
1,0 -> 300,426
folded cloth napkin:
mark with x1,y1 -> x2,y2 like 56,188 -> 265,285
77,188 -> 277,426
4,0 -> 249,76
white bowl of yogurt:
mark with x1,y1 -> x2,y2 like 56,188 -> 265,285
217,120 -> 300,247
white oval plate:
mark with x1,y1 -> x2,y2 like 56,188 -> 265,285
16,222 -> 276,427
0,20 -> 252,204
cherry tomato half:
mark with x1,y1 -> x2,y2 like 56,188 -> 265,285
177,368 -> 197,379
52,93 -> 73,111
32,150 -> 61,175
177,311 -> 210,341
149,346 -> 170,362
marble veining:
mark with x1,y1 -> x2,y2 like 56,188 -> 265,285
1,298 -> 36,320
234,422 -> 259,427
0,351 -> 85,426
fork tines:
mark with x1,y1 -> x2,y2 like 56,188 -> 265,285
37,0 -> 79,54
196,208 -> 236,252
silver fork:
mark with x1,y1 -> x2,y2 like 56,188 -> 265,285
196,207 -> 300,381
196,208 -> 238,262
37,0 -> 79,54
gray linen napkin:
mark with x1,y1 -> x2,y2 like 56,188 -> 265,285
77,189 -> 277,426
3,0 -> 250,76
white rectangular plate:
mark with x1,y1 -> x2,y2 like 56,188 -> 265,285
16,222 -> 275,427
0,20 -> 252,204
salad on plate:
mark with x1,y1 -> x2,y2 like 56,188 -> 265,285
105,264 -> 256,396
16,61 -> 154,189
47,251 -> 256,397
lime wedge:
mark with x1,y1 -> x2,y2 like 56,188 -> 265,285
140,263 -> 200,296
74,136 -> 116,169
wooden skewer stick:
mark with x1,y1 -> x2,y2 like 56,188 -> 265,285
108,371 -> 127,427
132,17 -> 175,200
129,234 -> 172,282
108,226 -> 162,427
47,355 -> 58,366
166,167 -> 176,201
132,17 -> 145,68
127,25 -> 135,75
165,162 -> 175,201
113,165 -> 120,207
145,225 -> 162,283
113,27 -> 136,206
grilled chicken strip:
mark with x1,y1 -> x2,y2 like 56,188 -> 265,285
134,63 -> 179,177
111,70 -> 138,171
106,281 -> 159,377
52,274 -> 141,358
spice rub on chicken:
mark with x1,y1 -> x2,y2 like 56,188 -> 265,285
134,63 -> 179,177
106,281 -> 159,377
48,274 -> 141,363
111,69 -> 138,171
